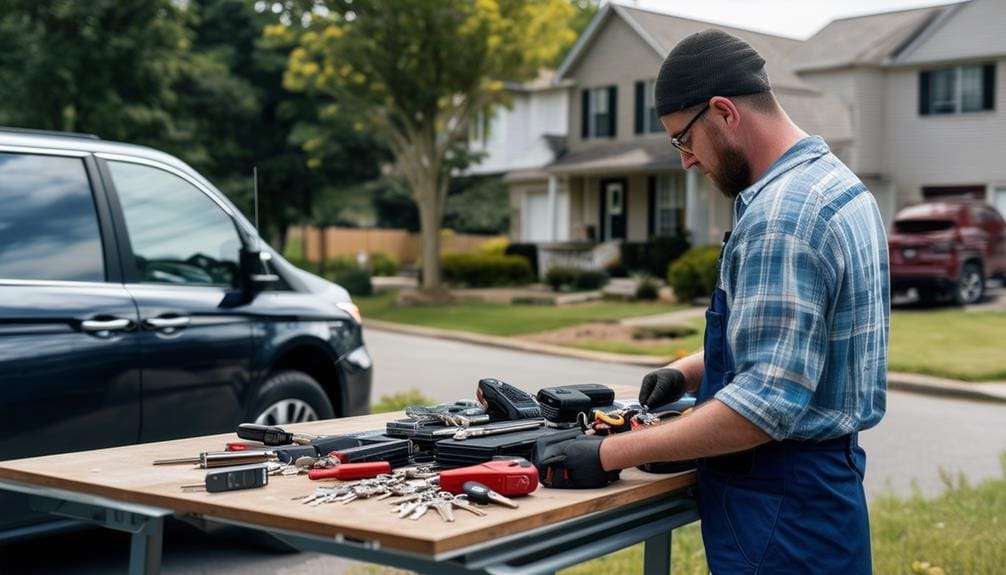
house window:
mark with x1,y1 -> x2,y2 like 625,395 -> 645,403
582,86 -> 616,138
635,80 -> 663,134
920,63 -> 996,115
653,174 -> 685,236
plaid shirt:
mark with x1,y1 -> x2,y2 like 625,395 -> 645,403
716,136 -> 889,441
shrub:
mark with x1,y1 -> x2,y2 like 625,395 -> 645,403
635,277 -> 660,300
667,245 -> 720,302
369,252 -> 398,276
620,233 -> 692,277
332,268 -> 373,296
546,266 -> 610,292
477,237 -> 509,257
504,243 -> 539,276
323,255 -> 357,276
546,266 -> 579,291
441,253 -> 534,287
575,269 -> 609,291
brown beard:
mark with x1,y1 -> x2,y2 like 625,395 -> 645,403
707,127 -> 752,199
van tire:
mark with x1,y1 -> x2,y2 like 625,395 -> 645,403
246,370 -> 335,425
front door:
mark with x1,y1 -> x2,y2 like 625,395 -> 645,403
101,157 -> 254,442
600,178 -> 627,240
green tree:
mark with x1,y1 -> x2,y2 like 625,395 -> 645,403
279,0 -> 575,291
0,0 -> 189,140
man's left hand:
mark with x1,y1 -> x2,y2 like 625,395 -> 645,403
533,434 -> 620,488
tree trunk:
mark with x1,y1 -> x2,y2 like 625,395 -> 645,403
416,177 -> 443,290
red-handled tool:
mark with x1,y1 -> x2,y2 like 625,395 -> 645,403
438,457 -> 538,496
307,461 -> 391,480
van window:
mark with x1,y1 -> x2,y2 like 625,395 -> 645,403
108,161 -> 241,286
0,152 -> 105,282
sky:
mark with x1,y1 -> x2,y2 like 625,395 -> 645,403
628,0 -> 960,39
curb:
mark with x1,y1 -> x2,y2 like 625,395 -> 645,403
364,319 -> 1006,404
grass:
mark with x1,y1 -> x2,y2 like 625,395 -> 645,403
887,310 -> 1006,381
356,291 -> 683,337
359,291 -> 1006,381
370,389 -> 437,414
560,454 -> 1006,575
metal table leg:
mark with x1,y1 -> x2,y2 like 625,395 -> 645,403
643,530 -> 671,575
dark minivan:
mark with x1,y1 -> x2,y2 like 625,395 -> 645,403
0,128 -> 373,538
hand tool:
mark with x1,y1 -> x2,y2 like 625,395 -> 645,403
225,441 -> 263,451
476,378 -> 541,421
154,450 -> 278,468
180,464 -> 269,492
462,481 -> 519,508
452,419 -> 544,441
236,423 -> 318,446
307,461 -> 392,480
437,457 -> 538,496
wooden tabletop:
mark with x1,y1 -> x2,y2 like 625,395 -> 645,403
0,395 -> 695,555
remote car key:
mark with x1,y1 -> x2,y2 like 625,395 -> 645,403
463,481 -> 519,508
181,464 -> 269,493
476,378 -> 541,421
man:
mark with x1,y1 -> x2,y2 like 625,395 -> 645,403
536,29 -> 889,573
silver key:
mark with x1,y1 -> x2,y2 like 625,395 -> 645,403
396,499 -> 423,518
409,502 -> 430,520
432,499 -> 455,522
450,495 -> 487,516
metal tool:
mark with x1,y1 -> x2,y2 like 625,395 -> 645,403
154,450 -> 277,468
452,419 -> 544,441
463,481 -> 519,509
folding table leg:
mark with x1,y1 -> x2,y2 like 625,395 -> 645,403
128,515 -> 164,575
643,530 -> 671,575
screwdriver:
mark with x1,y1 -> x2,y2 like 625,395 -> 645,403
236,424 -> 318,446
463,481 -> 520,509
153,450 -> 278,468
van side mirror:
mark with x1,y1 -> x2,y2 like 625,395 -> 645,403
239,249 -> 279,297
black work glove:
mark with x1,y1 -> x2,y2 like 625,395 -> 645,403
533,431 -> 620,489
638,367 -> 688,409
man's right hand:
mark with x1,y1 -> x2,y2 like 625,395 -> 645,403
638,367 -> 688,408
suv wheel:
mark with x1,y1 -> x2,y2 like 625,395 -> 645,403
247,370 -> 336,425
954,262 -> 984,306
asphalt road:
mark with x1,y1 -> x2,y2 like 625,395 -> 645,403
3,328 -> 1005,574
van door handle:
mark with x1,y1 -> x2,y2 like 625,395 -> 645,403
81,318 -> 134,333
143,317 -> 191,331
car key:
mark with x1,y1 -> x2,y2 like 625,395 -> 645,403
438,457 -> 539,496
180,464 -> 269,493
236,423 -> 317,446
463,481 -> 519,509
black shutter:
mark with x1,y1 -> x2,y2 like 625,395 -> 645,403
919,71 -> 931,115
983,63 -> 996,111
608,86 -> 617,138
635,81 -> 645,134
647,176 -> 656,238
582,89 -> 590,138
598,181 -> 606,241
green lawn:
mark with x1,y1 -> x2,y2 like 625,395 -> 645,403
357,291 -> 683,336
888,310 -> 1006,382
567,317 -> 706,360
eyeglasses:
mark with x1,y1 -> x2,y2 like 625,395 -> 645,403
670,104 -> 710,155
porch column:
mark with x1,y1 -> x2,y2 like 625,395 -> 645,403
684,169 -> 702,244
547,175 -> 558,242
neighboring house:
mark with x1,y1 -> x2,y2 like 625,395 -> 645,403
493,0 -> 1005,261
794,0 -> 1006,222
464,69 -> 572,242
503,2 -> 850,250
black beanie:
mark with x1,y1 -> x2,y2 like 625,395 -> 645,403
654,29 -> 771,116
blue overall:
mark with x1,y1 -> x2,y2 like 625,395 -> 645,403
695,233 -> 872,574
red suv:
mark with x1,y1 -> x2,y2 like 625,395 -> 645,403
889,199 -> 1006,305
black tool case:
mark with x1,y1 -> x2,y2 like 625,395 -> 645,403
434,427 -> 562,468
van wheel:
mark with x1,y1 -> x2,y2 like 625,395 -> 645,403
247,370 -> 335,425
954,262 -> 984,306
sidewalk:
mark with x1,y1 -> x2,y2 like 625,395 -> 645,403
365,318 -> 1006,404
